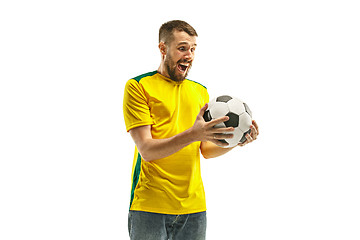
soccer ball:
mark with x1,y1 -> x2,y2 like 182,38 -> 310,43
203,95 -> 252,148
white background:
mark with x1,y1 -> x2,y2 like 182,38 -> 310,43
1,0 -> 359,239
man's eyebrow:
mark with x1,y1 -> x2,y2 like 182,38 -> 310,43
177,41 -> 197,46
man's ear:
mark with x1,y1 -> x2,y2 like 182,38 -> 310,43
158,42 -> 167,56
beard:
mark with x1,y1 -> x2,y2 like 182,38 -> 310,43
164,54 -> 192,82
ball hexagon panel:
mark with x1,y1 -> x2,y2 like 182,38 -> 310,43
227,98 -> 246,115
208,102 -> 229,119
238,113 -> 252,132
226,128 -> 243,147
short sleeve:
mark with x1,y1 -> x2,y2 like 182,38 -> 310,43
123,79 -> 154,132
204,89 -> 209,104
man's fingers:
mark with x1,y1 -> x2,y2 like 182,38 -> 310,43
252,120 -> 259,135
213,133 -> 234,139
210,139 -> 229,147
250,125 -> 258,140
238,120 -> 259,147
198,103 -> 208,117
212,127 -> 234,133
208,116 -> 229,128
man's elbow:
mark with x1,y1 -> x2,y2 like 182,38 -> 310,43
201,152 -> 216,159
200,143 -> 211,159
137,147 -> 157,162
200,147 -> 215,159
140,154 -> 155,162
137,150 -> 150,162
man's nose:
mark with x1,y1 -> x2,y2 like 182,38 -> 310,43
184,50 -> 194,61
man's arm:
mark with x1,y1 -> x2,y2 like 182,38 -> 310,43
129,104 -> 234,162
200,141 -> 235,159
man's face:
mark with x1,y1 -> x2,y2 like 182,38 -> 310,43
163,30 -> 197,82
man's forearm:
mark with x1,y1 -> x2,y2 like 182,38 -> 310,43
130,106 -> 236,162
200,141 -> 234,159
132,127 -> 196,162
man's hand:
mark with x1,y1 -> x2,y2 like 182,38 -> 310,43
238,120 -> 259,147
199,117 -> 259,159
190,103 -> 235,147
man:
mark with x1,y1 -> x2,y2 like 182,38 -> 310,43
123,20 -> 259,240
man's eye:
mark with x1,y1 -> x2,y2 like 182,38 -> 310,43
179,47 -> 186,51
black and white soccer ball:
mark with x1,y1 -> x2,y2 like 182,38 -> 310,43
203,95 -> 252,148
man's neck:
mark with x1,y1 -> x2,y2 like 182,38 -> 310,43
157,63 -> 169,79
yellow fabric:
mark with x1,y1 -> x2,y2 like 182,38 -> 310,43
123,71 -> 209,214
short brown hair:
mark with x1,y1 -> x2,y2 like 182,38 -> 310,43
159,20 -> 198,44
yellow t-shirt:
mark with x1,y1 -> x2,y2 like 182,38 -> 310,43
123,70 -> 209,215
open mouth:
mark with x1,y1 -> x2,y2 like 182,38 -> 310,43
177,63 -> 189,73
